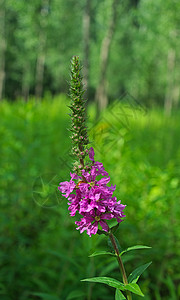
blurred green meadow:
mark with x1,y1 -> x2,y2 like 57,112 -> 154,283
0,95 -> 180,300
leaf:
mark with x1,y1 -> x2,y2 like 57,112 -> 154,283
89,251 -> 116,258
125,283 -> 144,297
120,245 -> 151,256
46,250 -> 79,268
97,229 -> 109,236
115,289 -> 126,299
108,236 -> 122,253
128,262 -> 152,283
31,292 -> 60,300
81,277 -> 125,290
110,223 -> 119,233
99,261 -> 118,277
66,290 -> 85,299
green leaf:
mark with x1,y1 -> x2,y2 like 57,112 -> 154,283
97,229 -> 109,236
89,251 -> 116,258
66,290 -> 85,299
108,236 -> 122,253
115,289 -> 126,299
46,250 -> 79,268
81,277 -> 125,290
125,283 -> 144,297
31,293 -> 60,300
99,261 -> 118,277
120,245 -> 151,256
110,223 -> 119,233
128,262 -> 152,283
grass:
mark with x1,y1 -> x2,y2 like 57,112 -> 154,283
0,95 -> 179,299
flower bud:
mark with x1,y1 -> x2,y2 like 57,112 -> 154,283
69,56 -> 90,171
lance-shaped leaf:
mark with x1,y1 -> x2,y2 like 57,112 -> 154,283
67,290 -> 86,299
31,293 -> 60,300
115,289 -> 126,299
110,223 -> 119,233
81,277 -> 125,290
120,245 -> 151,256
97,229 -> 109,236
89,251 -> 116,258
125,283 -> 144,297
108,236 -> 122,253
128,262 -> 152,283
81,277 -> 144,297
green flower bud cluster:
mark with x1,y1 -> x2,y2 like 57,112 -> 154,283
69,56 -> 90,173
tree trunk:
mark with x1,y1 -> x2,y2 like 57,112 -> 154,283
164,49 -> 175,116
0,0 -> 6,101
173,85 -> 180,109
22,63 -> 30,102
35,32 -> 46,99
35,0 -> 49,99
95,0 -> 118,113
164,31 -> 177,116
82,0 -> 91,95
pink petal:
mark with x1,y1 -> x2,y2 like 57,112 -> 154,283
99,220 -> 109,232
89,147 -> 95,162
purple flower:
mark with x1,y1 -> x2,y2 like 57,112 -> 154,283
58,147 -> 126,236
58,180 -> 76,198
89,147 -> 95,163
75,210 -> 113,237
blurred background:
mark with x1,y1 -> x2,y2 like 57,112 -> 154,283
0,0 -> 180,299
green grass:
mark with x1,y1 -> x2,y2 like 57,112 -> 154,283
0,96 -> 180,300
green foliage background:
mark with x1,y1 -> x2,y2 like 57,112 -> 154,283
1,0 -> 180,298
0,0 -> 180,108
0,96 -> 179,299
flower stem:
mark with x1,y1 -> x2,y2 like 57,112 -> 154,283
109,232 -> 132,300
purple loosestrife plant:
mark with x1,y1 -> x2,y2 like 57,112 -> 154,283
60,147 -> 126,237
58,56 -> 152,300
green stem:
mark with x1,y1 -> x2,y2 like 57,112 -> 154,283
109,232 -> 132,300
